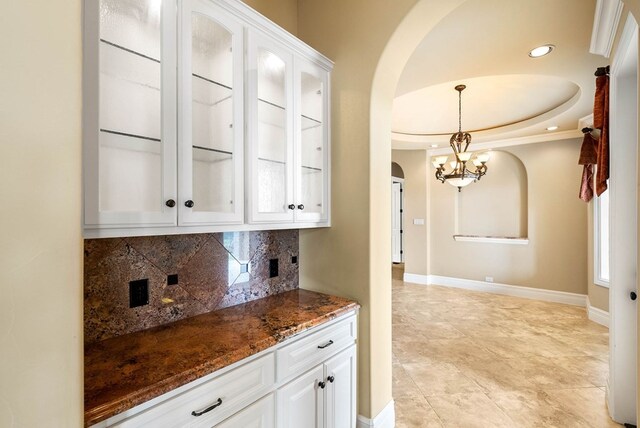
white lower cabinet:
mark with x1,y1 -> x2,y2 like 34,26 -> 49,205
325,347 -> 357,428
277,346 -> 356,428
277,365 -> 325,428
94,312 -> 357,428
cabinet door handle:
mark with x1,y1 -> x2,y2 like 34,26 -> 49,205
185,200 -> 195,208
318,381 -> 326,389
165,199 -> 176,208
327,375 -> 335,383
317,340 -> 334,349
288,204 -> 296,210
191,398 -> 222,417
297,204 -> 305,210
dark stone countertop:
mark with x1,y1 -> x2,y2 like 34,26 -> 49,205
84,289 -> 359,427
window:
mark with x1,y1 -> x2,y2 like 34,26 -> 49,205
594,190 -> 610,286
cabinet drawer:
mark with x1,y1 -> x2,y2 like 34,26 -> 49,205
276,315 -> 356,382
112,352 -> 275,428
215,393 -> 275,428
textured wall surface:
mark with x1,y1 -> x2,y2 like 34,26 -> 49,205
85,230 -> 299,343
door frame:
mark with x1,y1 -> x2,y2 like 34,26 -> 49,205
608,12 -> 638,425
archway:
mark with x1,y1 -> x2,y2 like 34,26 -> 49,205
368,0 -> 469,419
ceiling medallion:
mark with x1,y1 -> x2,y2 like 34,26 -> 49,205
433,84 -> 490,192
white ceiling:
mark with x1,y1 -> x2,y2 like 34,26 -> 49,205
392,0 -> 608,149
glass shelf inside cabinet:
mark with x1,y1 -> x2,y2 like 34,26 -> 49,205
98,0 -> 164,213
190,12 -> 236,214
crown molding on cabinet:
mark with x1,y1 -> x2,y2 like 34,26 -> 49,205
214,0 -> 334,70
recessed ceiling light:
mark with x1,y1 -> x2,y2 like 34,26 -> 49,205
529,44 -> 555,58
431,144 -> 438,148
546,125 -> 558,131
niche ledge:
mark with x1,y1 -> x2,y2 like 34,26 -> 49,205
453,235 -> 529,245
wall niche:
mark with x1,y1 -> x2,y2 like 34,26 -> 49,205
456,150 -> 528,239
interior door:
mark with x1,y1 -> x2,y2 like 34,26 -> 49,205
392,181 -> 402,263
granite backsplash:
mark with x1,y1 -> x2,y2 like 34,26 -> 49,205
84,230 -> 299,344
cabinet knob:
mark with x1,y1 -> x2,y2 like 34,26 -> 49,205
185,200 -> 195,208
165,199 -> 176,208
288,204 -> 296,210
631,291 -> 637,301
327,376 -> 335,383
318,381 -> 326,389
297,204 -> 305,210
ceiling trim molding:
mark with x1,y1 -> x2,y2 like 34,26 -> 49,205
413,129 -> 583,155
590,0 -> 624,58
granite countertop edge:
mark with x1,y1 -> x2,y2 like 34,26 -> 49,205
84,292 -> 359,427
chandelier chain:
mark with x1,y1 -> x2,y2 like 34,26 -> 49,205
458,89 -> 462,133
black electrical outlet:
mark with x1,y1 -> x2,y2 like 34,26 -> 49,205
269,258 -> 279,278
129,279 -> 149,308
167,274 -> 178,285
291,256 -> 298,264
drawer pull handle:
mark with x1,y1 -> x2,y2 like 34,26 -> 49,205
317,340 -> 334,349
327,375 -> 335,383
191,398 -> 222,417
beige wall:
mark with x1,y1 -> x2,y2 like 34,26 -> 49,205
428,139 -> 588,295
297,0 -> 467,418
241,0 -> 298,35
392,150 -> 429,276
457,151 -> 528,238
0,0 -> 83,426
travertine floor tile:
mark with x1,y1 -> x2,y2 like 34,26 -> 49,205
395,395 -> 444,428
426,392 -> 515,427
392,276 -> 621,427
393,364 -> 423,398
545,387 -> 621,428
488,389 -> 591,428
403,362 -> 484,396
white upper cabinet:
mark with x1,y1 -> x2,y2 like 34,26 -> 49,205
178,0 -> 244,225
294,58 -> 330,223
84,0 -> 178,228
246,32 -> 331,225
83,0 -> 332,237
247,31 -> 295,224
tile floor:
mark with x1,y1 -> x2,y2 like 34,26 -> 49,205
392,265 -> 620,428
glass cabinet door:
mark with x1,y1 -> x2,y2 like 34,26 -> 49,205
178,0 -> 244,225
295,59 -> 329,223
247,31 -> 294,223
84,0 -> 177,228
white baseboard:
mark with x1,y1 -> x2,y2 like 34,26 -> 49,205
403,273 -> 588,307
357,400 -> 395,428
587,296 -> 610,328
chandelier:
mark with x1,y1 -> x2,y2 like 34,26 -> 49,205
433,84 -> 490,191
